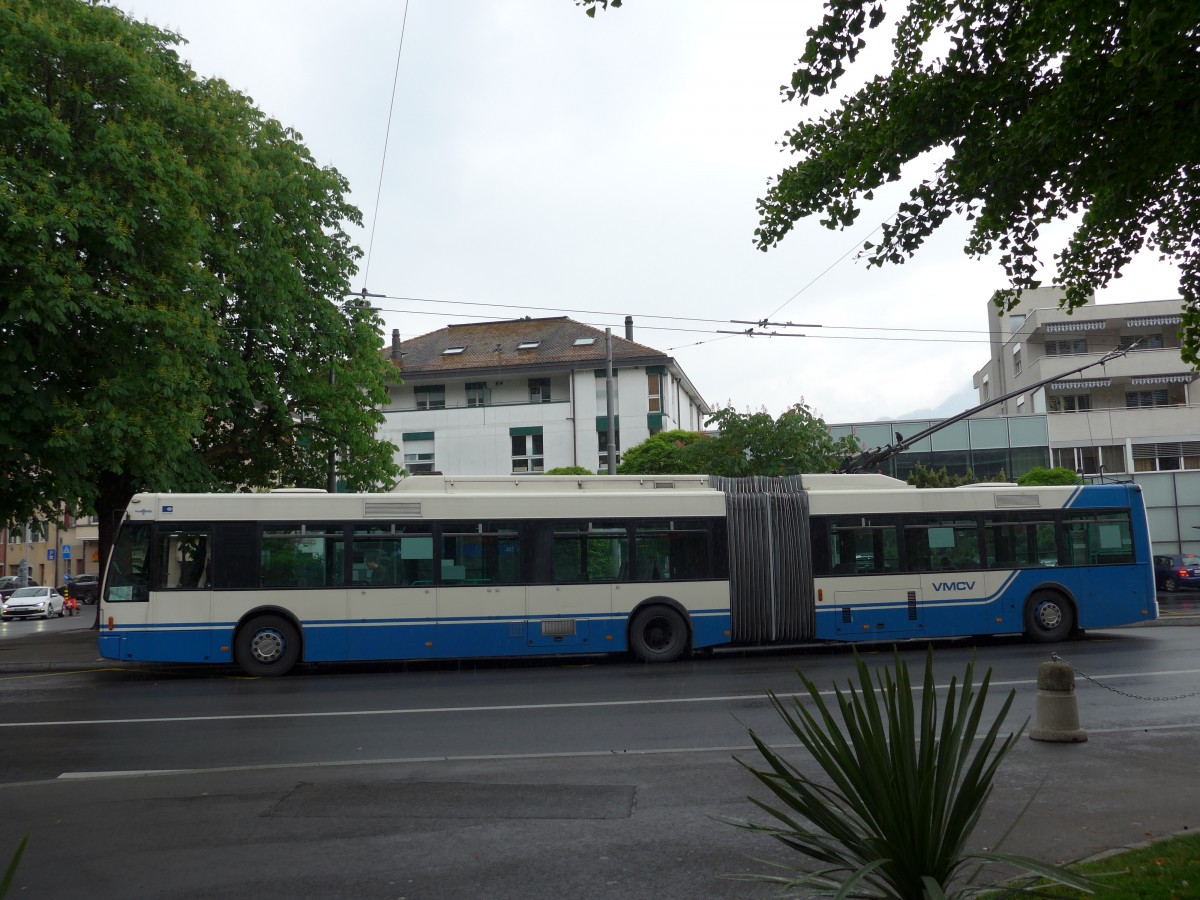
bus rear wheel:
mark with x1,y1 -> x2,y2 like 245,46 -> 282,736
236,615 -> 301,677
629,606 -> 689,663
1024,592 -> 1075,644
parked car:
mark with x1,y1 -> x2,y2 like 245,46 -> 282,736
0,575 -> 39,602
1153,554 -> 1200,592
1,586 -> 65,619
63,573 -> 100,605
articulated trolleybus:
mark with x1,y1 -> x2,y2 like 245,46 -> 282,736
100,473 -> 1157,676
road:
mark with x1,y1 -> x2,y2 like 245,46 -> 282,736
1,622 -> 1198,899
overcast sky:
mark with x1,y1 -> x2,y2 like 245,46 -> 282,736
112,0 -> 1182,424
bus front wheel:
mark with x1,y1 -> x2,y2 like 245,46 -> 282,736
236,615 -> 301,677
629,606 -> 689,663
1024,592 -> 1075,644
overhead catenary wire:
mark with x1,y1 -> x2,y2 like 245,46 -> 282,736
360,0 -> 413,294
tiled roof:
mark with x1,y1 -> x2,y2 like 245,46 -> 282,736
385,317 -> 670,378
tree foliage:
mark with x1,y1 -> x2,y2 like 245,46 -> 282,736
751,1 -> 1200,363
617,430 -> 707,475
618,405 -> 858,477
0,0 -> 400,557
1016,466 -> 1081,487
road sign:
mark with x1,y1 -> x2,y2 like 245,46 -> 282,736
62,545 -> 71,559
47,549 -> 56,561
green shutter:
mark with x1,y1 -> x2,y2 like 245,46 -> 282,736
509,426 -> 543,436
402,431 -> 434,441
646,365 -> 666,375
595,416 -> 620,431
647,413 -> 663,430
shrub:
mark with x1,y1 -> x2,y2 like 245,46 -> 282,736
730,650 -> 1094,898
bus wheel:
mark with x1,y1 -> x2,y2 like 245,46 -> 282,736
1024,592 -> 1075,644
629,606 -> 689,663
236,615 -> 300,677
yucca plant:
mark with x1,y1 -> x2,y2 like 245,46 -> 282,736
1,835 -> 27,898
730,650 -> 1095,898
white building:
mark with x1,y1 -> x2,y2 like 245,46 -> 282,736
972,286 -> 1198,477
379,317 -> 710,476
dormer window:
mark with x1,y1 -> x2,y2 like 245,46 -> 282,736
517,340 -> 541,350
442,346 -> 466,356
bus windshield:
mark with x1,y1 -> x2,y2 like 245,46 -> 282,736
106,522 -> 151,603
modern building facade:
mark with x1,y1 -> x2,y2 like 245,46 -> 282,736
833,287 -> 1198,556
971,286 -> 1198,477
379,317 -> 710,476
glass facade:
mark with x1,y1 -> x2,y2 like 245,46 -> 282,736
829,415 -> 1051,480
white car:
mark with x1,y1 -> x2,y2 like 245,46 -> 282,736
1,586 -> 66,620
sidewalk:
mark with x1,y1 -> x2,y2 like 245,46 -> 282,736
2,601 -> 1197,674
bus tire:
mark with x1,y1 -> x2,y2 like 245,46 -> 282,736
235,615 -> 301,677
629,605 -> 689,664
1024,591 -> 1075,644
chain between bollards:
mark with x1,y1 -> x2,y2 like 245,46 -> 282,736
1052,652 -> 1200,702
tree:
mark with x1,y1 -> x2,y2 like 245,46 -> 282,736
617,430 -> 708,475
688,403 -> 859,477
0,0 -> 399,581
749,0 -> 1200,362
1017,466 -> 1081,486
545,466 -> 596,475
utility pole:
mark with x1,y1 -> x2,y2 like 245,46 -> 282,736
605,328 -> 617,474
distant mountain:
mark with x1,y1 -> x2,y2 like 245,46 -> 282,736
884,385 -> 978,422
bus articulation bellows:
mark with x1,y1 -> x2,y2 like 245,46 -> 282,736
100,473 -> 1158,676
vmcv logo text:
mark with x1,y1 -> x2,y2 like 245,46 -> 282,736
933,581 -> 976,592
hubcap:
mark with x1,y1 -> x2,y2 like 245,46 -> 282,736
1036,601 -> 1062,631
645,617 -> 675,651
250,628 -> 285,664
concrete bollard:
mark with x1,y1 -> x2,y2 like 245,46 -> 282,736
1029,660 -> 1087,742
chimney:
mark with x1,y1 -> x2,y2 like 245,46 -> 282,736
624,315 -> 633,341
390,329 -> 401,360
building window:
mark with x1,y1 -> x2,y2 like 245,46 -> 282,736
466,381 -> 490,407
511,432 -> 544,473
1047,394 -> 1091,413
1012,345 -> 1022,375
647,372 -> 662,413
414,385 -> 445,409
517,340 -> 541,351
1045,338 -> 1088,356
573,337 -> 595,346
1053,445 -> 1125,476
403,435 -> 436,474
1120,334 -> 1164,351
598,429 -> 621,471
1133,442 -> 1200,472
981,377 -> 989,401
529,378 -> 552,403
442,346 -> 466,356
1008,314 -> 1026,334
1126,389 -> 1169,408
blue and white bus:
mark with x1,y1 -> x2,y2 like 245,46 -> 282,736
99,473 -> 1157,675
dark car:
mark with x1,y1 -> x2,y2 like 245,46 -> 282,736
1153,554 -> 1200,592
63,573 -> 101,605
0,575 -> 39,602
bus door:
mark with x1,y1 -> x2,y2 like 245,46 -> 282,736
348,527 -> 436,660
436,522 -> 527,658
527,523 -> 626,651
153,526 -> 217,662
827,517 -> 926,639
